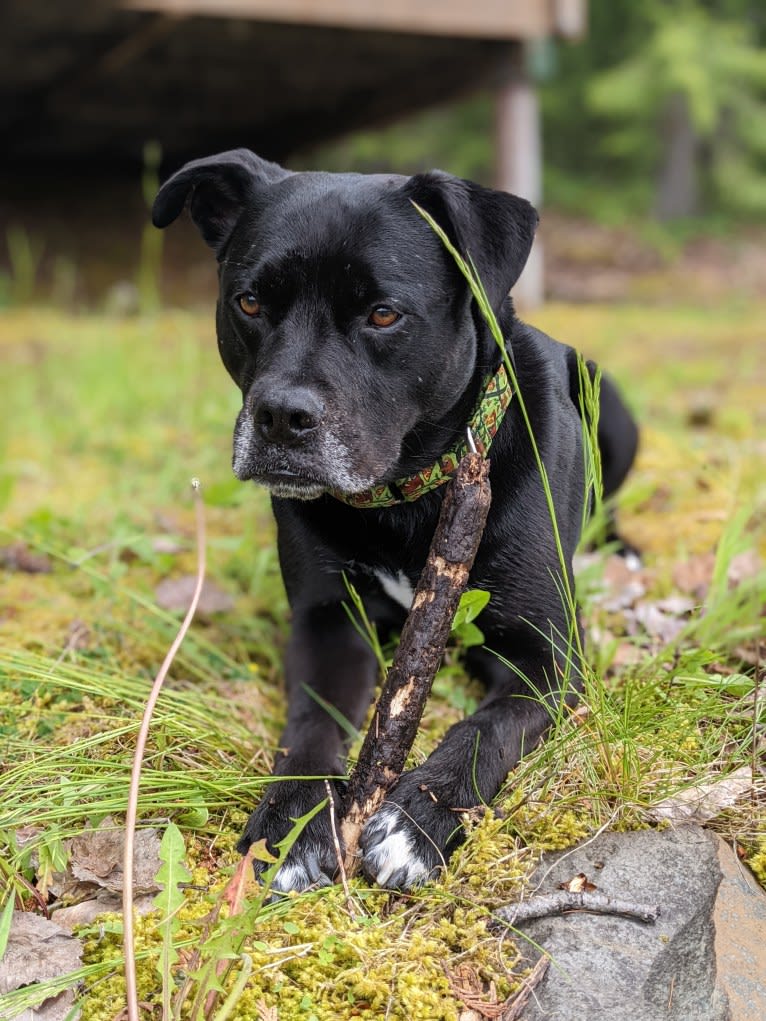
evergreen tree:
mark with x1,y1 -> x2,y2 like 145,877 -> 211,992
584,0 -> 766,218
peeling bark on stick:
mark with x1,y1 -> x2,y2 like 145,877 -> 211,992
341,452 -> 491,873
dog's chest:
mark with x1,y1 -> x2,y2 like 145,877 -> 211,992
372,569 -> 415,610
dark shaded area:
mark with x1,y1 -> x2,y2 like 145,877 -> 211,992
2,1 -> 513,175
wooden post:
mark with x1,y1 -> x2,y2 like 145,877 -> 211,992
494,44 -> 544,310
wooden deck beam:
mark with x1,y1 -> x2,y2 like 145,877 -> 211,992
123,0 -> 585,41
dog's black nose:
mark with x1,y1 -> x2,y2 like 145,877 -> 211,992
253,387 -> 324,445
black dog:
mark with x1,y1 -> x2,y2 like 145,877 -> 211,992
153,150 -> 638,892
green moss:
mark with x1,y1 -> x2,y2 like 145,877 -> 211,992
748,840 -> 766,890
77,812 -> 536,1021
505,796 -> 590,852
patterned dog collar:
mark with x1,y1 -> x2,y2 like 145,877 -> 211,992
333,361 -> 512,509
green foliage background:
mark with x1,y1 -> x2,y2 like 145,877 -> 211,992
305,0 -> 766,221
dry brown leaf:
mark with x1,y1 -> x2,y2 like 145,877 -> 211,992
602,553 -> 646,598
256,1002 -> 279,1021
601,580 -> 647,612
558,873 -> 597,893
734,640 -> 765,667
0,542 -> 52,573
0,912 -> 83,1020
582,553 -> 647,612
223,844 -> 257,916
610,642 -> 645,668
647,767 -> 753,825
52,892 -> 155,932
727,549 -> 762,586
151,535 -> 186,554
14,825 -> 43,847
655,595 -> 696,616
155,575 -> 234,614
69,816 -> 161,895
672,553 -> 715,599
626,601 -> 688,644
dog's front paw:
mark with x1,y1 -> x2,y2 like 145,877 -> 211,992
360,776 -> 467,890
238,778 -> 342,894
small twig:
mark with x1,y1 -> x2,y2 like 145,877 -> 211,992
493,890 -> 661,927
501,954 -> 550,1021
123,479 -> 206,1021
325,779 -> 354,918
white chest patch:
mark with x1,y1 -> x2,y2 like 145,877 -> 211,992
374,569 -> 415,610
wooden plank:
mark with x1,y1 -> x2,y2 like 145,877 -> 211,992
552,0 -> 587,38
122,0 -> 558,40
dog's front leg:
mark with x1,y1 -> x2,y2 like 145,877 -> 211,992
361,636 -> 581,890
238,603 -> 379,892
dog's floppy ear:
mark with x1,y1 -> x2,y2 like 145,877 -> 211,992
404,171 -> 538,310
152,148 -> 291,256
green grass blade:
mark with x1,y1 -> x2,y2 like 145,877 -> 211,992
0,895 -> 15,960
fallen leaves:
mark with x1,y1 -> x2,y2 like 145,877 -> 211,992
70,817 -> 161,895
630,598 -> 692,645
0,542 -> 52,573
559,872 -> 597,893
155,575 -> 234,615
0,912 -> 83,1021
578,546 -> 764,663
647,767 -> 753,826
40,817 -> 162,930
673,548 -> 762,599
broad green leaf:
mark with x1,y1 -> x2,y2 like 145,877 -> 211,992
452,589 -> 490,629
153,822 -> 193,1016
250,838 -> 278,865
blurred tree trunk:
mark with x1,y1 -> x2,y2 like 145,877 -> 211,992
655,91 -> 700,220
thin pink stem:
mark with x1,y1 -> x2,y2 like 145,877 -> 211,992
123,480 -> 206,1021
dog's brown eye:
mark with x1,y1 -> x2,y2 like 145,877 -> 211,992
368,306 -> 400,328
238,293 -> 261,317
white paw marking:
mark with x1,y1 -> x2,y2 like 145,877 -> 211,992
268,845 -> 333,894
362,804 -> 433,889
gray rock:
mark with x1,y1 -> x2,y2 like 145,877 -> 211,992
511,827 -> 739,1021
714,835 -> 766,1021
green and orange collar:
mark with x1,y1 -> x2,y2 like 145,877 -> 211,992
334,361 -> 513,509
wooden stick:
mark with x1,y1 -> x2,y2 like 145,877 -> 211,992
501,955 -> 550,1021
341,452 -> 492,873
492,890 -> 661,927
325,779 -> 355,918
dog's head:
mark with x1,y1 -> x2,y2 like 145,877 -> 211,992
153,149 -> 537,499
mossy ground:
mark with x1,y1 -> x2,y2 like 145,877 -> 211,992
1,299 -> 764,1019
